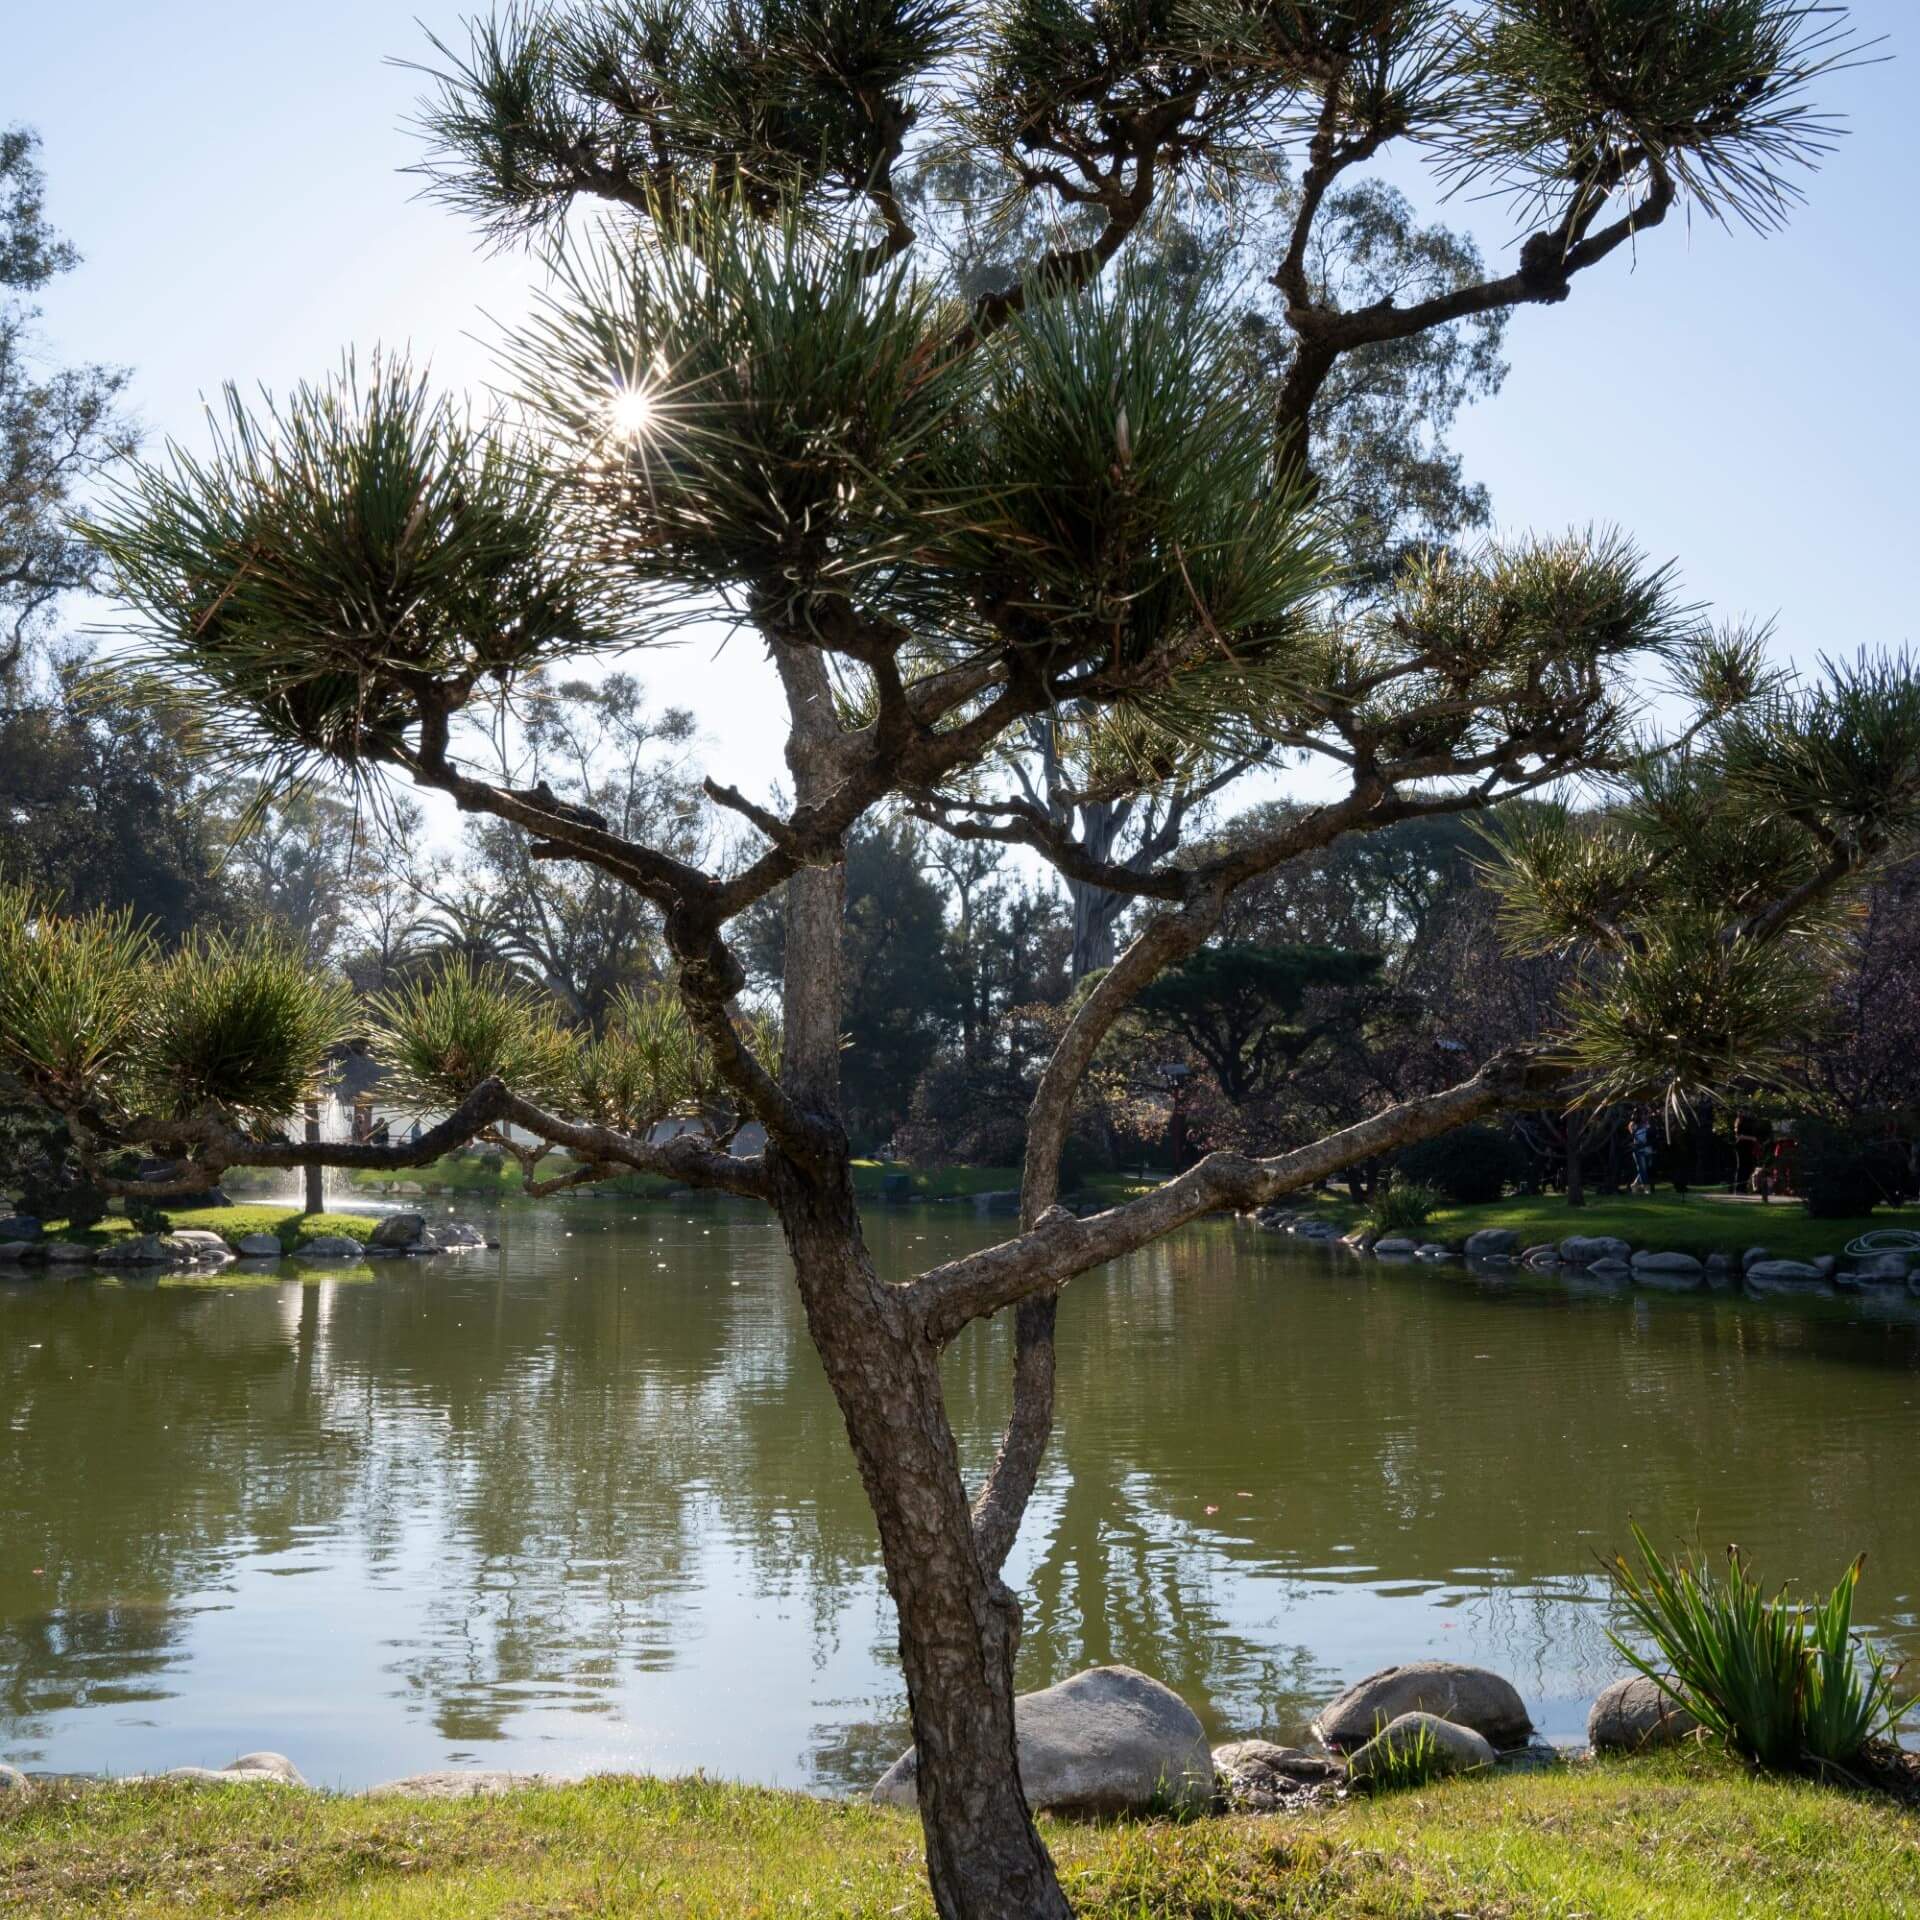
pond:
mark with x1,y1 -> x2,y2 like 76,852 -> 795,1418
3,1202 -> 1916,1789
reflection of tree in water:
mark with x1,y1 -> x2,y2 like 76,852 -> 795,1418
1012,1232 -> 1920,1741
0,1274 -> 377,1753
6,1211 -> 1919,1773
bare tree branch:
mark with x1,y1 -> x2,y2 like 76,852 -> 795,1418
918,1045 -> 1562,1342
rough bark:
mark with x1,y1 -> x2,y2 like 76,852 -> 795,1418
921,1046 -> 1558,1340
766,633 -> 1067,1918
773,1163 -> 1071,1920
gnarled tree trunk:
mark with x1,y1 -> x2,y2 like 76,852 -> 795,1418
772,1161 -> 1070,1920
773,641 -> 1068,1919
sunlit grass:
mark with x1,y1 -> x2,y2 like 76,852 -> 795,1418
2,1754 -> 1915,1919
34,1207 -> 379,1252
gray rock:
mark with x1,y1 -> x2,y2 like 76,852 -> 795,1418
167,1230 -> 234,1265
1416,1243 -> 1452,1259
1346,1712 -> 1495,1783
95,1233 -> 172,1266
0,1762 -> 28,1792
1631,1250 -> 1703,1278
1493,1742 -> 1563,1775
234,1233 -> 283,1258
1587,1676 -> 1700,1753
1586,1258 -> 1631,1278
391,1181 -> 425,1196
873,1665 -> 1214,1815
1464,1228 -> 1520,1258
1741,1246 -> 1771,1272
157,1750 -> 308,1787
44,1241 -> 93,1263
0,1238 -> 32,1263
1857,1252 -> 1913,1284
1373,1236 -> 1419,1256
294,1235 -> 365,1260
1521,1244 -> 1562,1268
421,1221 -> 490,1253
226,1751 -> 307,1784
1211,1739 -> 1339,1810
1813,1255 -> 1839,1280
1744,1259 -> 1827,1291
370,1212 -> 427,1250
368,1770 -> 544,1798
0,1215 -> 42,1242
1313,1660 -> 1531,1752
1559,1235 -> 1633,1268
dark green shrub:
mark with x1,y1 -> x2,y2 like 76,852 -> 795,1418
1058,1132 -> 1114,1190
1395,1123 -> 1521,1204
2,1106 -> 108,1229
126,1199 -> 174,1235
1366,1181 -> 1441,1236
1796,1119 -> 1907,1219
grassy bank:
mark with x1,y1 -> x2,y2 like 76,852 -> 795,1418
3,1753 -> 1916,1918
1311,1190 -> 1920,1262
33,1207 -> 380,1253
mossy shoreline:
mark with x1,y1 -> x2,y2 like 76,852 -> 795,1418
4,1753 -> 1918,1918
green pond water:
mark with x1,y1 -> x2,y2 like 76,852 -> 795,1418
2,1202 -> 1916,1790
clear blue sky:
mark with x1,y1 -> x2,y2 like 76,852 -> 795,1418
12,1 -> 1918,811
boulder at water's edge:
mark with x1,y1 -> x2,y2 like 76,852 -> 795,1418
1313,1661 -> 1531,1751
872,1665 -> 1214,1814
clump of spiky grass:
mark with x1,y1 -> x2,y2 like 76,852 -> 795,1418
1366,1180 -> 1442,1238
1608,1524 -> 1915,1774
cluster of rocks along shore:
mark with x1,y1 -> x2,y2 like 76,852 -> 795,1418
1248,1207 -> 1920,1299
0,1662 -> 1699,1809
0,1211 -> 496,1273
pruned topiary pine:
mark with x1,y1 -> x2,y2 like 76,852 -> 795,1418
4,7 -> 1911,1916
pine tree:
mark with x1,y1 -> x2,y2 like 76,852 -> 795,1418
5,7 -> 1913,1916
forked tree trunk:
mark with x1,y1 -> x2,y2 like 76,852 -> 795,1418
770,1158 -> 1072,1920
774,647 -> 1067,1918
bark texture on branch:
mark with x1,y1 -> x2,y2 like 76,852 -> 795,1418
920,1047 -> 1557,1343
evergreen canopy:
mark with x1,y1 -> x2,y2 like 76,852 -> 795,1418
11,7 -> 1916,1918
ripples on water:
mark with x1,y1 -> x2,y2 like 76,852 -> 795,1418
2,1205 -> 1915,1788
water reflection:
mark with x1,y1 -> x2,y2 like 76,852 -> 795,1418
2,1208 -> 1915,1787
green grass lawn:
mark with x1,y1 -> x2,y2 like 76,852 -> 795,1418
1409,1190 -> 1920,1261
1227,1186 -> 1920,1262
36,1207 -> 380,1253
3,1752 -> 1915,1918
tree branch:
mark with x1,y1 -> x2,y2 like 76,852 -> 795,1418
919,1046 -> 1561,1341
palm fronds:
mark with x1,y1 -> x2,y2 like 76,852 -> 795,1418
0,883 -> 153,1113
504,203 -> 979,632
572,984 -> 719,1132
410,0 -> 955,245
1441,0 -> 1868,234
140,930 -> 360,1127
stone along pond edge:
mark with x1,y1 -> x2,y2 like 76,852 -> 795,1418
1251,1206 -> 1920,1300
7,1659 -> 1887,1812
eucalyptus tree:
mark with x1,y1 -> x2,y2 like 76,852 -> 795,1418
1,128 -> 136,673
3,6 -> 1907,1917
416,672 -> 705,1026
